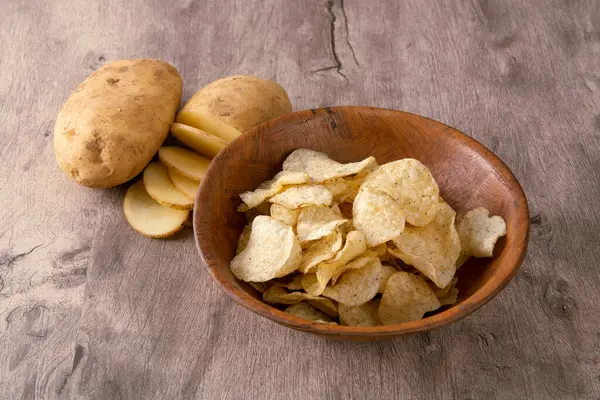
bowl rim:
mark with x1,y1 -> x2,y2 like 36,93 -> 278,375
193,106 -> 530,338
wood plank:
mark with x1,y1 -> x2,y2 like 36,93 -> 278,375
1,0 -> 599,398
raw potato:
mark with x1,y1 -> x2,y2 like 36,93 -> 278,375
54,59 -> 182,188
143,162 -> 194,210
158,146 -> 211,181
123,181 -> 189,238
178,75 -> 292,140
167,168 -> 200,200
170,123 -> 227,158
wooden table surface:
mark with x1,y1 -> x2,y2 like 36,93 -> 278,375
2,0 -> 599,399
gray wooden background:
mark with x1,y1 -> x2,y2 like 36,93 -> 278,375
1,0 -> 599,399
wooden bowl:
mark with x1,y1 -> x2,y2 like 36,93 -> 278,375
194,106 -> 529,340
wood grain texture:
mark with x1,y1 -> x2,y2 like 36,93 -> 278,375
1,0 -> 599,398
195,106 -> 529,339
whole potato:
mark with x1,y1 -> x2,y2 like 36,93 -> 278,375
54,59 -> 182,188
177,75 -> 292,140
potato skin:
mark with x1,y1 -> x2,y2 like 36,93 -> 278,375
54,59 -> 182,188
181,75 -> 292,133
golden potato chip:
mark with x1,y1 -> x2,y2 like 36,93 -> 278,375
339,299 -> 381,326
308,298 -> 339,318
271,274 -> 304,291
378,264 -> 397,293
456,207 -> 507,258
282,148 -> 377,183
303,231 -> 368,295
269,185 -> 333,209
240,171 -> 309,209
353,188 -> 406,247
298,231 -> 343,273
321,178 -> 351,201
433,277 -> 458,298
438,287 -> 459,306
363,159 -> 439,226
391,201 -> 460,288
248,281 -> 271,293
322,257 -> 382,306
236,224 -> 252,254
297,206 -> 348,243
230,216 -> 302,282
270,203 -> 300,226
284,302 -> 333,323
263,286 -> 319,305
378,272 -> 441,325
330,254 -> 376,283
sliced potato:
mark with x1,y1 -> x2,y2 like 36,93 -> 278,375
124,181 -> 189,238
158,146 -> 211,181
167,167 -> 200,200
170,122 -> 228,158
143,162 -> 194,210
176,110 -> 241,142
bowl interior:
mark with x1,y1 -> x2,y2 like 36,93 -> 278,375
194,106 -> 529,339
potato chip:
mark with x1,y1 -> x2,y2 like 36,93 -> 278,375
248,281 -> 271,293
321,178 -> 351,201
282,148 -> 377,183
353,188 -> 406,247
269,185 -> 333,209
298,231 -> 343,273
378,272 -> 441,325
263,286 -> 319,305
438,287 -> 459,306
284,302 -> 333,323
303,231 -> 368,295
296,206 -> 348,243
433,277 -> 458,298
322,257 -> 382,306
271,274 -> 304,291
307,298 -> 339,318
456,207 -> 507,258
392,201 -> 460,288
339,299 -> 381,326
270,204 -> 300,226
240,171 -> 310,209
363,159 -> 439,226
378,264 -> 397,293
331,254 -> 376,283
230,216 -> 302,282
236,224 -> 252,254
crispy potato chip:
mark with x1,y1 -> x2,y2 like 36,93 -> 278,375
433,277 -> 458,298
339,299 -> 381,326
243,201 -> 272,223
284,302 -> 333,323
378,264 -> 397,293
270,203 -> 300,226
230,216 -> 302,282
269,185 -> 333,209
363,159 -> 439,226
331,254 -> 375,283
392,201 -> 460,288
298,231 -> 343,273
236,224 -> 252,254
240,171 -> 309,209
282,148 -> 377,183
271,274 -> 304,291
263,286 -> 319,305
438,287 -> 459,306
353,188 -> 406,247
307,298 -> 339,318
248,281 -> 271,293
378,272 -> 441,325
297,206 -> 348,243
456,207 -> 507,258
322,178 -> 351,201
322,257 -> 382,306
303,231 -> 368,295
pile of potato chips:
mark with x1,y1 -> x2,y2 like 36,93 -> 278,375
231,149 -> 507,326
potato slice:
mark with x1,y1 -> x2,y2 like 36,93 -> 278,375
123,181 -> 189,238
143,162 -> 194,210
170,123 -> 228,158
167,167 -> 200,200
176,110 -> 241,142
158,146 -> 211,181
